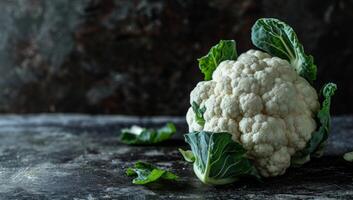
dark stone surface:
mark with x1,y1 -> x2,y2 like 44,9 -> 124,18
0,114 -> 352,199
0,0 -> 351,115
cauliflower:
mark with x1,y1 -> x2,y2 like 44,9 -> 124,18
187,49 -> 320,177
182,19 -> 337,183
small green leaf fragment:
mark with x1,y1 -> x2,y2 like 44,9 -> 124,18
191,101 -> 206,126
344,152 -> 353,162
198,40 -> 238,81
126,161 -> 178,185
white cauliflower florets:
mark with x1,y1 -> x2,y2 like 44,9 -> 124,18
186,49 -> 320,177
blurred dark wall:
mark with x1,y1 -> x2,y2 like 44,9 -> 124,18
0,0 -> 351,115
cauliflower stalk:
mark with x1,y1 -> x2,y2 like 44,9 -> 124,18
181,18 -> 337,184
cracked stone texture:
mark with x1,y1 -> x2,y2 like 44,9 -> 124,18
0,0 -> 351,115
0,114 -> 352,199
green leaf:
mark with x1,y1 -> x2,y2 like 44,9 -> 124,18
291,83 -> 337,166
251,18 -> 317,83
343,152 -> 353,162
191,101 -> 206,126
183,131 -> 260,185
179,148 -> 195,163
198,40 -> 238,81
126,161 -> 178,185
120,123 -> 176,145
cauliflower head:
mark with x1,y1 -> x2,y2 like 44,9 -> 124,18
186,49 -> 320,177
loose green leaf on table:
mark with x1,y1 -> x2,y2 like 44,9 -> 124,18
120,123 -> 176,145
291,83 -> 337,166
343,152 -> 353,162
251,18 -> 317,83
198,40 -> 238,81
126,161 -> 178,185
181,131 -> 260,185
191,101 -> 206,126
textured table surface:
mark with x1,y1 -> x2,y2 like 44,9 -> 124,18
0,114 -> 352,200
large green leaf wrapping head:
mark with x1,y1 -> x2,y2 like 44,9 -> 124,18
180,132 -> 259,185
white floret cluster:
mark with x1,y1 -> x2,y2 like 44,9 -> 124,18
186,49 -> 320,177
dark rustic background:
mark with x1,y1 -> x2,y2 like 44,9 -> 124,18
0,0 -> 351,115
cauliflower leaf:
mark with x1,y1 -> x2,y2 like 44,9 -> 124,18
126,161 -> 178,184
198,40 -> 238,81
251,18 -> 317,83
181,131 -> 259,185
191,101 -> 206,126
120,123 -> 176,145
292,83 -> 337,166
178,148 -> 195,162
